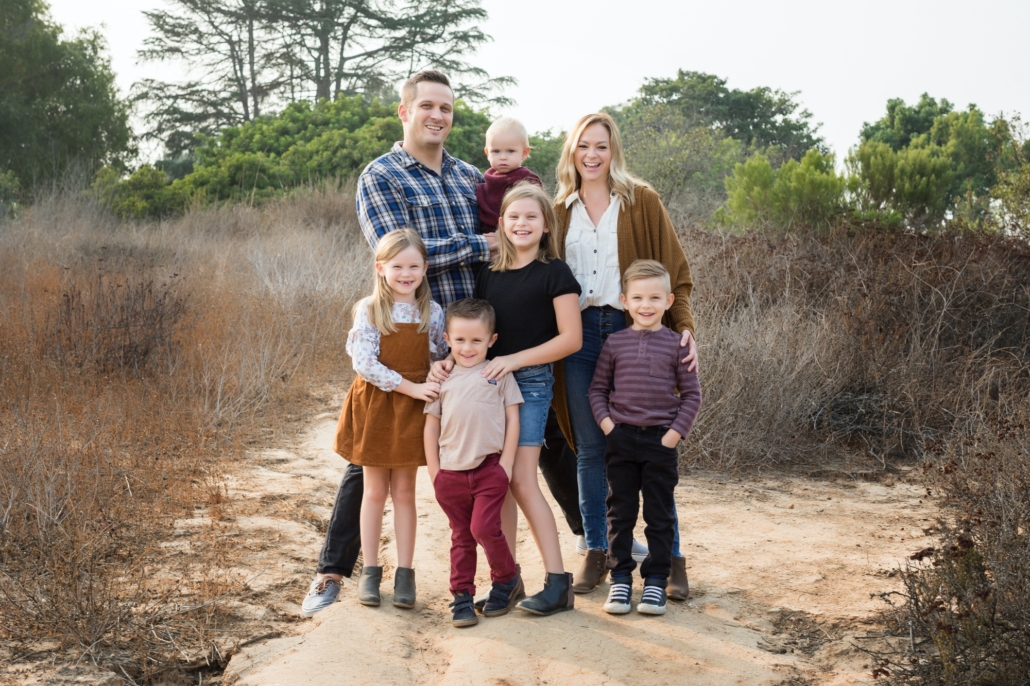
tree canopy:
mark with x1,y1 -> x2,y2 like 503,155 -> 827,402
0,0 -> 132,192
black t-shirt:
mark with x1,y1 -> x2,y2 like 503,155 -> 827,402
475,258 -> 582,358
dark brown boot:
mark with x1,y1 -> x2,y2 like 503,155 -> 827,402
572,548 -> 608,594
668,555 -> 689,601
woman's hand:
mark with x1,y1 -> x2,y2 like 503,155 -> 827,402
428,358 -> 454,383
661,429 -> 682,449
481,354 -> 521,381
679,329 -> 698,372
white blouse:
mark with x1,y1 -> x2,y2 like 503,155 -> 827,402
346,298 -> 448,391
563,191 -> 623,310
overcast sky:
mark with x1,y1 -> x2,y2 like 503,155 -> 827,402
48,0 -> 1030,162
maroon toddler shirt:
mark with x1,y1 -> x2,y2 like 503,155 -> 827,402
475,166 -> 542,232
588,326 -> 702,439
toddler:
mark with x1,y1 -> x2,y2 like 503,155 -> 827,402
588,260 -> 702,616
424,299 -> 524,627
476,117 -> 542,232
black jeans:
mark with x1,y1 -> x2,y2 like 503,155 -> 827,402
314,408 -> 582,576
604,424 -> 679,580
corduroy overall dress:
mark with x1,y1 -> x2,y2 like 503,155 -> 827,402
333,323 -> 430,468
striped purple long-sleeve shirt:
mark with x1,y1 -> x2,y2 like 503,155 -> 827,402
588,326 -> 702,440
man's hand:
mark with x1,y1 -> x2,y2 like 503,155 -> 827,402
428,358 -> 454,383
661,429 -> 682,449
599,417 -> 615,435
483,232 -> 500,262
679,329 -> 698,372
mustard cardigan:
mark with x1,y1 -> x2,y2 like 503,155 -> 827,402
551,184 -> 696,449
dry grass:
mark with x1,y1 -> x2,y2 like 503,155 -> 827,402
682,226 -> 1030,469
0,184 -> 371,682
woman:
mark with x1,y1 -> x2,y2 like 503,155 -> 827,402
551,112 -> 697,599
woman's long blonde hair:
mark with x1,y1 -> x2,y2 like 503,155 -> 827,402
491,182 -> 558,272
554,112 -> 649,207
365,228 -> 432,335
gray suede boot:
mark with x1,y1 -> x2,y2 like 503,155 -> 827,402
393,567 -> 416,609
357,565 -> 382,606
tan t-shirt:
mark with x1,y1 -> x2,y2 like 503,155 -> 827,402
424,362 -> 523,471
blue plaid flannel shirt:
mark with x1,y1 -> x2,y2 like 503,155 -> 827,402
357,142 -> 487,306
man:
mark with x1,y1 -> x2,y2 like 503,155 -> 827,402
302,70 -> 583,616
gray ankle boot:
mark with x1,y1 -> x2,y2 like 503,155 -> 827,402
357,565 -> 382,606
393,567 -> 416,609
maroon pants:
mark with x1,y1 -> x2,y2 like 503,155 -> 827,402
433,454 -> 517,595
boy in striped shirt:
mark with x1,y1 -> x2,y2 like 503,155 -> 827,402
588,260 -> 702,616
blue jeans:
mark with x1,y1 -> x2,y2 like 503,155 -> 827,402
565,306 -> 682,554
512,364 -> 554,447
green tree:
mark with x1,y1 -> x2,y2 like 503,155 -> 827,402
612,70 -> 824,163
860,93 -> 954,151
718,150 -> 844,231
847,140 -> 954,228
0,0 -> 132,190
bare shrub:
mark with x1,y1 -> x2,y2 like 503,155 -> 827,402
0,183 -> 368,681
683,227 -> 1030,468
870,409 -> 1030,684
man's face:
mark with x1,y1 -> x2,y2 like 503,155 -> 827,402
399,82 -> 454,150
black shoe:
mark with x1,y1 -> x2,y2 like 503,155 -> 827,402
482,573 -> 524,617
475,563 -> 524,613
357,566 -> 382,607
450,592 -> 479,627
637,577 -> 667,616
393,567 -> 416,609
515,572 -> 575,616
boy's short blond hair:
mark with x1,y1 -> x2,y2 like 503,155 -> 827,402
621,259 -> 671,293
486,117 -> 530,148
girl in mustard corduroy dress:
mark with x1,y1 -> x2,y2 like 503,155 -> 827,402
334,229 -> 447,609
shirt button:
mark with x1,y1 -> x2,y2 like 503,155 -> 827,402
592,271 -> 596,274
594,249 -> 597,253
589,290 -> 593,294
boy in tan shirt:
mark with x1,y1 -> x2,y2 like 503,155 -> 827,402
424,299 -> 523,627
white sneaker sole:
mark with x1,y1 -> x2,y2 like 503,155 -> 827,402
604,601 -> 632,614
637,602 -> 667,615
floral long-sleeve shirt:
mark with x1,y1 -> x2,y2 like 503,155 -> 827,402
346,298 -> 448,391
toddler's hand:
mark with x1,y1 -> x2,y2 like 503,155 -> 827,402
481,354 -> 520,380
428,358 -> 453,383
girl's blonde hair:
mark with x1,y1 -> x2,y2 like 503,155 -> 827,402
491,182 -> 558,272
554,112 -> 649,207
366,228 -> 432,335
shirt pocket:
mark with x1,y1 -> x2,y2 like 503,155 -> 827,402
649,353 -> 673,379
403,192 -> 442,232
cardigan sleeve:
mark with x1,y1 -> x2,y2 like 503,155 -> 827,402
641,188 -> 696,336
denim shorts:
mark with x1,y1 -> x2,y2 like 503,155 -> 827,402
512,363 -> 554,447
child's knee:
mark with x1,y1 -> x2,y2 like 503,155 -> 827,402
391,479 -> 416,504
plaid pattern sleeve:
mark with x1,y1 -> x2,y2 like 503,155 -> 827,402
356,143 -> 488,306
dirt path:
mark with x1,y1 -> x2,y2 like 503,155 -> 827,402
223,414 -> 936,686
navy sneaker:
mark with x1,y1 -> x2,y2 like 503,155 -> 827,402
482,573 -> 525,617
603,575 -> 632,614
638,577 -> 668,616
450,592 -> 478,627
301,576 -> 341,617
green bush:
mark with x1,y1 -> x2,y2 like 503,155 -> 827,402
94,96 -> 493,216
717,150 -> 844,231
847,140 -> 954,228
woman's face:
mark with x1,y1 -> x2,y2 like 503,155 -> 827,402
573,122 -> 612,186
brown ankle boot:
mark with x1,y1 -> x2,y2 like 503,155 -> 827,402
572,549 -> 609,594
668,555 -> 689,601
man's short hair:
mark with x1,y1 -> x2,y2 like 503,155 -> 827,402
486,117 -> 530,148
401,70 -> 452,109
622,259 -> 671,293
445,298 -> 496,334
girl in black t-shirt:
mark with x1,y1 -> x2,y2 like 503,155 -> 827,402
434,182 -> 582,615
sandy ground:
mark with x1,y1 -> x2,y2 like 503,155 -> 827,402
218,412 -> 938,686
